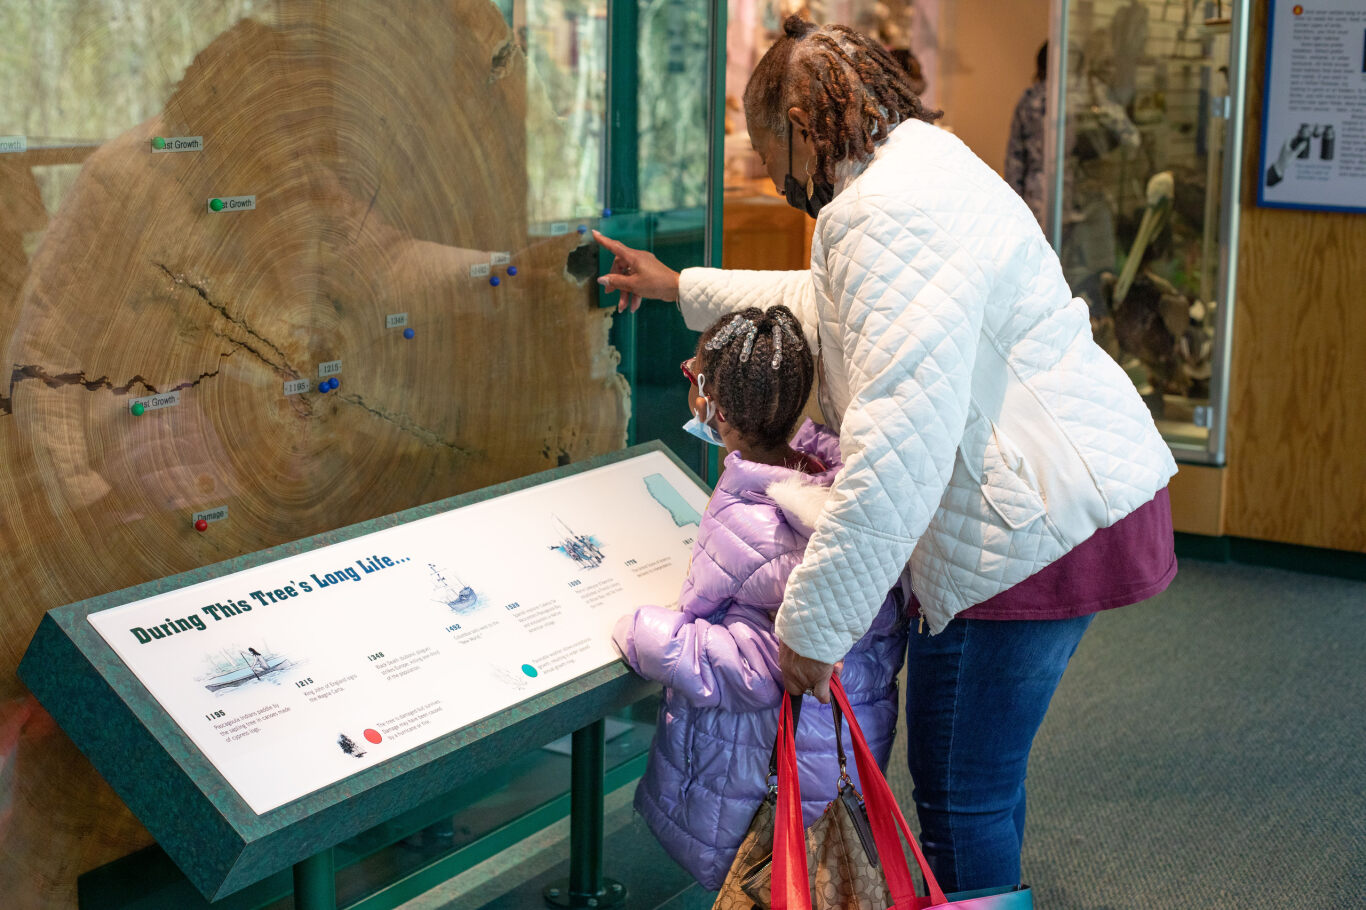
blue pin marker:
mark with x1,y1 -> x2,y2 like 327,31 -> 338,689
328,377 -> 339,391
602,208 -> 612,217
403,327 -> 415,339
577,225 -> 588,234
318,381 -> 329,393
489,276 -> 500,287
507,266 -> 518,277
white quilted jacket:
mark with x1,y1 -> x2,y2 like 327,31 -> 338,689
678,119 -> 1177,661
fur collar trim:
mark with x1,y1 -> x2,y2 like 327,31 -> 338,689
766,475 -> 832,538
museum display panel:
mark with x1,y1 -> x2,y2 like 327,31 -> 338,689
1048,0 -> 1251,463
21,446 -> 707,902
0,0 -> 716,905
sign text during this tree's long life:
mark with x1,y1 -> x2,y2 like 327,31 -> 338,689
127,555 -> 406,644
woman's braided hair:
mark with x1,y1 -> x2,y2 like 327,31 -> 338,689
696,305 -> 814,451
744,15 -> 943,185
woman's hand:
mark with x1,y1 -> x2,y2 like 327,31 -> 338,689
779,640 -> 840,704
593,231 -> 680,312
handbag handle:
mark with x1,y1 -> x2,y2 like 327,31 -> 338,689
768,693 -> 803,788
830,696 -> 852,788
771,692 -> 808,910
830,677 -> 950,907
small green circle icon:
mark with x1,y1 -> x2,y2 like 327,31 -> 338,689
209,198 -> 225,212
130,402 -> 146,416
152,137 -> 166,150
521,664 -> 538,678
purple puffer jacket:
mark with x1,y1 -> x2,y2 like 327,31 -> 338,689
613,420 -> 908,889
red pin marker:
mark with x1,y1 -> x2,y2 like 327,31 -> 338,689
195,519 -> 209,532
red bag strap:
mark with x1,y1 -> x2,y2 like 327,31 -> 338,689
830,677 -> 950,907
772,692 -> 810,910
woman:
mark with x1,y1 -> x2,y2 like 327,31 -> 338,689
596,17 -> 1177,894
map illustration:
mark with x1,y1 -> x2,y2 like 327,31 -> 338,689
644,473 -> 702,527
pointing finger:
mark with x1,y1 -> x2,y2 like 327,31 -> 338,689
592,230 -> 632,259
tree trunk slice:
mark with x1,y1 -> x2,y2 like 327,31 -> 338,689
0,4 -> 625,904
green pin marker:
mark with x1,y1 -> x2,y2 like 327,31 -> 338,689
130,402 -> 146,416
152,137 -> 166,150
209,198 -> 225,212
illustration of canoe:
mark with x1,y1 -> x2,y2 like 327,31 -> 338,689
203,655 -> 288,691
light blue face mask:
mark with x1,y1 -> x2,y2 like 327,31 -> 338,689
683,373 -> 726,447
683,415 -> 725,447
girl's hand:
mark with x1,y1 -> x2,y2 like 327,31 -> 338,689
593,231 -> 680,312
779,640 -> 841,704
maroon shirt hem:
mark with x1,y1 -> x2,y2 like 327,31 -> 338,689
954,487 -> 1176,622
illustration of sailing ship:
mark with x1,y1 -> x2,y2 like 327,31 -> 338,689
549,515 -> 605,569
202,647 -> 290,692
429,562 -> 480,613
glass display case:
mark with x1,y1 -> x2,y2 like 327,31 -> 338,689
1046,0 -> 1251,464
0,0 -> 719,905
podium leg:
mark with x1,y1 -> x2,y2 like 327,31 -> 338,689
293,847 -> 336,910
543,719 -> 625,908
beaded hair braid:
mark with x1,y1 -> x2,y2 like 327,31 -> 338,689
696,305 -> 814,451
743,15 -> 944,185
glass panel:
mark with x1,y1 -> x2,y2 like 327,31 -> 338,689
629,0 -> 715,475
638,0 -> 710,211
0,0 -> 633,900
1057,0 -> 1234,452
520,0 -> 609,220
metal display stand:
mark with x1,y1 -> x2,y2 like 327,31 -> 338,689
294,850 -> 337,910
543,721 -> 627,908
21,443 -> 697,905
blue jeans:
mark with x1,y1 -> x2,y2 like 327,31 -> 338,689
904,614 -> 1094,892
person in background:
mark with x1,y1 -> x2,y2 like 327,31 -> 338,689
1006,41 -> 1049,228
613,304 -> 907,889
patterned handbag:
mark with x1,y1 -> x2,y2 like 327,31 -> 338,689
772,678 -> 1035,910
713,789 -> 776,910
714,694 -> 892,910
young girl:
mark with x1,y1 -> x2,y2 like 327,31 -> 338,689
613,305 -> 907,889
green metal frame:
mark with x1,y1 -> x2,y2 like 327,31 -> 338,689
21,442 -> 705,904
600,0 -> 727,482
702,0 -> 727,484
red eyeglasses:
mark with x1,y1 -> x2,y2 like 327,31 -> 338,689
681,358 -> 726,422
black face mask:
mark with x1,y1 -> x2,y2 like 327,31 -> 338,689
782,122 -> 834,217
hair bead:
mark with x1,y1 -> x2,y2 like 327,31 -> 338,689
739,322 -> 759,362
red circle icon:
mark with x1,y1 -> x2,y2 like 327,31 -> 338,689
363,728 -> 382,744
1293,5 -> 1303,14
